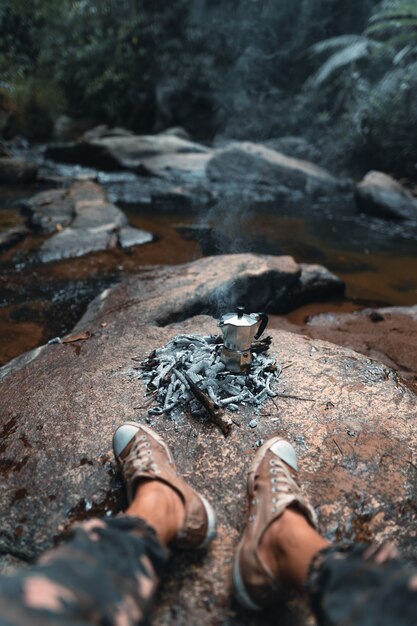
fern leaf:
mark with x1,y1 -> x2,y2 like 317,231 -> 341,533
367,18 -> 417,36
309,35 -> 369,56
393,44 -> 413,64
369,8 -> 417,24
375,32 -> 417,50
309,41 -> 377,87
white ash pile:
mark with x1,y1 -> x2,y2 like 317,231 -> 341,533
138,334 -> 280,435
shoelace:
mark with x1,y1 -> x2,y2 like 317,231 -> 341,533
249,456 -> 301,520
124,434 -> 161,479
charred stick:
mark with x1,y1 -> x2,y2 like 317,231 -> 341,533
251,336 -> 272,354
182,372 -> 232,437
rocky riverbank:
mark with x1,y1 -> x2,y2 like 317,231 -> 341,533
1,254 -> 416,625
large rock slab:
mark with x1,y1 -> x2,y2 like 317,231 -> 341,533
140,152 -> 212,183
355,171 -> 417,220
79,253 -> 341,325
46,132 -> 209,173
206,142 -> 345,198
0,254 -> 415,626
25,181 -> 154,262
44,130 -> 350,209
0,157 -> 38,184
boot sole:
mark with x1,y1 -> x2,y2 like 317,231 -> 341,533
232,545 -> 262,611
198,494 -> 217,549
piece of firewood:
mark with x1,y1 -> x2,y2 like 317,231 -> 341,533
181,372 -> 233,437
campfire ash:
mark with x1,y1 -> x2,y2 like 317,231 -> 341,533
138,334 -> 280,436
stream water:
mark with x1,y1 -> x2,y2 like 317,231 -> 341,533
1,155 -> 417,366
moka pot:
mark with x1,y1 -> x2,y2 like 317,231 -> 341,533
218,306 -> 269,373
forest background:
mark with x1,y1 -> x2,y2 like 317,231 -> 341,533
1,0 -> 417,178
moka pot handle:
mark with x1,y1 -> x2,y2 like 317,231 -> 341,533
254,313 -> 269,340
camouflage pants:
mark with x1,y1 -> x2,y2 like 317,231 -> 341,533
0,516 -> 415,626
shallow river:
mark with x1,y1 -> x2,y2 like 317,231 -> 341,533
1,159 -> 417,366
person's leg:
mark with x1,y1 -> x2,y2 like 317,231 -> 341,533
0,499 -> 170,626
305,541 -> 417,626
233,437 -> 417,625
0,422 -> 216,626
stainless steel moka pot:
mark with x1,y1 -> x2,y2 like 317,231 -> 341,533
218,306 -> 269,373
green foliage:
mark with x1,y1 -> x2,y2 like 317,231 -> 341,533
357,61 -> 417,174
0,75 -> 66,139
308,36 -> 381,88
0,0 -> 416,178
302,0 -> 417,174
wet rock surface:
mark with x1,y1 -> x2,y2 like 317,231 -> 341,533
355,171 -> 417,220
46,130 -> 210,173
206,142 -> 346,198
24,180 -> 153,262
23,188 -> 75,233
80,253 -> 343,326
1,254 -> 416,626
44,129 -> 350,209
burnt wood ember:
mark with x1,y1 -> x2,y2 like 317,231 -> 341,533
137,334 -> 280,434
181,371 -> 232,437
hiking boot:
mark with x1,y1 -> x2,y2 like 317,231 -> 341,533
113,421 -> 216,549
233,438 -> 317,609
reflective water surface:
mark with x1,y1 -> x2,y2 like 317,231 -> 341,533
1,161 -> 416,366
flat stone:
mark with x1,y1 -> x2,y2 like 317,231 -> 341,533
0,254 -> 415,625
23,188 -> 75,233
0,157 -> 38,184
207,142 -> 345,198
140,152 -> 212,184
46,134 -> 209,173
355,171 -> 417,220
35,181 -> 153,262
118,225 -> 154,249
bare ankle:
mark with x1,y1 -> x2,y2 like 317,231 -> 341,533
126,480 -> 185,545
260,508 -> 329,590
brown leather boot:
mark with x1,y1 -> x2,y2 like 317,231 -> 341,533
113,421 -> 216,549
233,438 -> 317,609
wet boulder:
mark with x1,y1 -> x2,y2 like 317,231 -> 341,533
103,253 -> 343,326
355,171 -> 417,220
0,253 -> 415,626
27,181 -> 153,262
0,157 -> 37,183
206,142 -> 346,198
